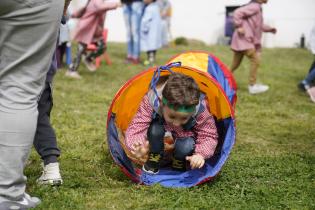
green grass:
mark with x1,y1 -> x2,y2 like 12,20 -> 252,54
26,43 -> 315,209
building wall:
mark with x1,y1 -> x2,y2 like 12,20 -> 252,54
69,0 -> 315,48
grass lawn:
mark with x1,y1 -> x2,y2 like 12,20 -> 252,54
26,42 -> 314,209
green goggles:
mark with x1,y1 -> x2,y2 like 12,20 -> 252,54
162,97 -> 196,113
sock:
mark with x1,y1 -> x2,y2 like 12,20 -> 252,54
43,155 -> 58,166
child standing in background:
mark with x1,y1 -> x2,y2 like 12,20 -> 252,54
157,0 -> 172,47
140,0 -> 162,66
66,0 -> 119,79
230,0 -> 276,94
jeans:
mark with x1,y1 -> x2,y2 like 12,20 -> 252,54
304,60 -> 315,85
147,118 -> 195,160
123,2 -> 144,59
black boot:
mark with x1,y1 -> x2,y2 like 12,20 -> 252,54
171,157 -> 186,171
143,153 -> 161,174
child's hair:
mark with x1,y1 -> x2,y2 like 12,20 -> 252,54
162,73 -> 200,109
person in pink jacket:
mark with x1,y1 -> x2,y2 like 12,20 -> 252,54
66,0 -> 119,79
230,0 -> 276,94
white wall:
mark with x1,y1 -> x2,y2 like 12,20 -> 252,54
69,0 -> 315,48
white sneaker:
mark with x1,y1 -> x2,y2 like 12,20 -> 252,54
37,163 -> 63,186
83,57 -> 96,72
307,87 -> 315,103
65,70 -> 82,79
0,193 -> 41,209
248,84 -> 269,94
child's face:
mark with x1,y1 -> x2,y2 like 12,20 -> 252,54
161,104 -> 193,127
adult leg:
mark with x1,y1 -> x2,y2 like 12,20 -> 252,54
122,4 -> 133,60
304,67 -> 315,88
298,59 -> 315,91
230,51 -> 245,72
172,137 -> 195,171
0,0 -> 63,205
308,58 -> 315,73
130,1 -> 144,61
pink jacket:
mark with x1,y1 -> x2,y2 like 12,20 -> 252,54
231,2 -> 273,52
72,0 -> 118,45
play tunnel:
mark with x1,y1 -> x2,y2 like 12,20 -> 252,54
106,51 -> 237,187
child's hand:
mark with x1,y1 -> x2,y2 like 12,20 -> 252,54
186,154 -> 205,169
237,27 -> 245,35
270,28 -> 277,34
117,2 -> 122,7
131,141 -> 149,162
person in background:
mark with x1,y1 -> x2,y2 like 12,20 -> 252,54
298,22 -> 315,102
157,0 -> 172,47
230,0 -> 277,94
34,50 -> 63,186
57,14 -> 72,69
0,1 -> 64,209
66,0 -> 119,79
140,0 -> 162,66
121,0 -> 144,65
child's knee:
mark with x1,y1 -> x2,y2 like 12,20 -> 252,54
173,137 -> 195,160
147,118 -> 165,153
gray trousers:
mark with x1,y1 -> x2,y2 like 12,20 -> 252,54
0,0 -> 64,201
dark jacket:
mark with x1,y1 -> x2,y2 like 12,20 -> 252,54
121,0 -> 142,4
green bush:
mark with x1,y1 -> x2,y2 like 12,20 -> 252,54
174,36 -> 188,46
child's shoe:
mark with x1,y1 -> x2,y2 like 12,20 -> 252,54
171,157 -> 186,171
83,56 -> 96,72
307,86 -> 315,103
0,193 -> 41,210
248,84 -> 269,94
142,153 -> 161,174
37,162 -> 63,186
298,80 -> 310,92
143,60 -> 151,66
65,70 -> 82,79
129,57 -> 140,65
124,56 -> 133,64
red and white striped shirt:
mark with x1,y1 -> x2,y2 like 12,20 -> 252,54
125,94 -> 218,159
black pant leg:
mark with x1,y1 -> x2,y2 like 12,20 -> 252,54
33,82 -> 60,162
